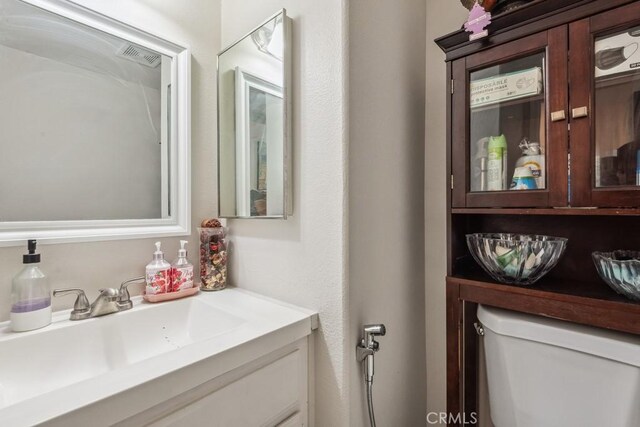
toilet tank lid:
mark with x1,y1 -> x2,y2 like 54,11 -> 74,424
478,305 -> 640,367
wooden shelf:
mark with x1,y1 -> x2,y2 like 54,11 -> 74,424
447,274 -> 640,334
451,207 -> 640,216
595,71 -> 640,89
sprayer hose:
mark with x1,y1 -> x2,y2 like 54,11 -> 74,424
367,380 -> 376,427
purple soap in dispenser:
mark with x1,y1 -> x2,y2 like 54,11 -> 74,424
10,240 -> 52,332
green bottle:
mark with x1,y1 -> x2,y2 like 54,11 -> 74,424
487,134 -> 508,191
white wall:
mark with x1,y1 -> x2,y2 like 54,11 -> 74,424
425,0 -> 468,419
223,1 -> 429,426
0,44 -> 162,221
220,1 -> 349,425
348,0 -> 427,425
0,0 -> 220,320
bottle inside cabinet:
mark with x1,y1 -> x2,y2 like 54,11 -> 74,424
469,52 -> 547,193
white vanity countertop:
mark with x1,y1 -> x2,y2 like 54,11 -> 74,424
0,288 -> 318,426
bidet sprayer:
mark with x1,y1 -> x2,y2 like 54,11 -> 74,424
362,324 -> 386,351
357,324 -> 387,382
357,324 -> 386,427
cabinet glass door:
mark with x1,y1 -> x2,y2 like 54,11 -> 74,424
450,29 -> 568,208
594,28 -> 640,189
469,53 -> 547,193
570,3 -> 640,207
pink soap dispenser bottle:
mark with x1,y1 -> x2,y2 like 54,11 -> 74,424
171,240 -> 194,292
145,242 -> 171,295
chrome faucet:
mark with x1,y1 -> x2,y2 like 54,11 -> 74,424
54,277 -> 145,321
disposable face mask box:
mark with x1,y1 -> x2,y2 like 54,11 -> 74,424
595,27 -> 640,78
470,67 -> 543,108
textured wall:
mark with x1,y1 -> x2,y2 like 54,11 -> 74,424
0,0 -> 221,320
348,0 -> 427,425
220,1 -> 349,425
425,0 -> 468,419
222,2 -> 430,425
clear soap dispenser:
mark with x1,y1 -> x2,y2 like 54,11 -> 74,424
10,240 -> 52,332
171,240 -> 194,292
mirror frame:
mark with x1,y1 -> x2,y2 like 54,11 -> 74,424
217,9 -> 292,219
0,0 -> 191,246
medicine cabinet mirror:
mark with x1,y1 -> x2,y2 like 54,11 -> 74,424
217,10 -> 292,219
0,0 -> 190,245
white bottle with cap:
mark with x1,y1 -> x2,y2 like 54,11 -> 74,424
11,240 -> 51,332
171,240 -> 194,292
513,138 -> 545,189
146,242 -> 171,295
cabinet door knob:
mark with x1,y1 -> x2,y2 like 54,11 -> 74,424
571,106 -> 589,119
551,110 -> 566,122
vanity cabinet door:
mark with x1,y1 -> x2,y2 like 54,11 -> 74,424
451,28 -> 569,208
570,2 -> 640,208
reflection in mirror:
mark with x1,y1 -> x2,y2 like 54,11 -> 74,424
0,0 -> 171,221
0,0 -> 190,245
218,10 -> 291,218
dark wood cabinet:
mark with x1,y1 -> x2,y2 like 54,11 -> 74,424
449,1 -> 640,210
436,1 -> 640,425
451,29 -> 569,208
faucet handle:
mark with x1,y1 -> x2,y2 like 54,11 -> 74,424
53,288 -> 90,319
118,276 -> 145,309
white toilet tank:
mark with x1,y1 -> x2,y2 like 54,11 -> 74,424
478,304 -> 640,427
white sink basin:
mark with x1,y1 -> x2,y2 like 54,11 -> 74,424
0,288 -> 316,426
0,297 -> 243,408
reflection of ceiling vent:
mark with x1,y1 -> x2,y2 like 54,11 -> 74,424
116,43 -> 161,68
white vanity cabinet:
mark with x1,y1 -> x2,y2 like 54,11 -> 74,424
0,289 -> 316,427
42,338 -> 310,427
120,340 -> 309,427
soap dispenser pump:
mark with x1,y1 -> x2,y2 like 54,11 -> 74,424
10,240 -> 52,332
171,240 -> 194,292
145,241 -> 171,295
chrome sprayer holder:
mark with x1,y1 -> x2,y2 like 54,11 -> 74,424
357,324 -> 386,427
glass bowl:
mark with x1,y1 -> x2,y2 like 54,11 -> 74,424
466,233 -> 568,285
592,250 -> 640,301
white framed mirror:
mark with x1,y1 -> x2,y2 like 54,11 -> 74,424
217,10 -> 292,219
0,0 -> 191,246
